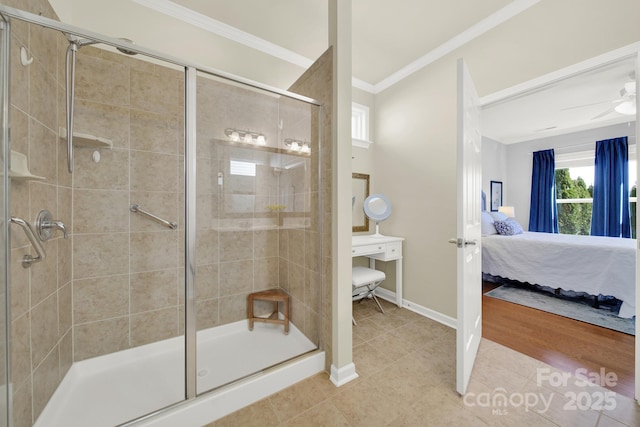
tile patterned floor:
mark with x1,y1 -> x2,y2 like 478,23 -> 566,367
207,299 -> 640,427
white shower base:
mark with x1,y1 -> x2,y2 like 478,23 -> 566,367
34,320 -> 322,427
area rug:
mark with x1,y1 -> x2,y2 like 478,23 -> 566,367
485,283 -> 635,335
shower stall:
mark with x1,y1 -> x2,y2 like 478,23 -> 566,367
0,4 -> 326,426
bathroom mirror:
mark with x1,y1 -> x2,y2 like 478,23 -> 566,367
363,194 -> 391,237
352,173 -> 370,232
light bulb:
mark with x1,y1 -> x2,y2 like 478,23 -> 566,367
256,135 -> 266,145
230,131 -> 240,141
290,141 -> 299,151
301,143 -> 310,153
244,133 -> 253,143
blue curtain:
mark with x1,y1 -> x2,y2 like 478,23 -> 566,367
591,137 -> 631,238
529,149 -> 558,233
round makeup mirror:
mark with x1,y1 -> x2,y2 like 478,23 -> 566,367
363,194 -> 391,237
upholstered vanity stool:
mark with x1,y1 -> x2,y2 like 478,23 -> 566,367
352,266 -> 386,325
247,289 -> 290,334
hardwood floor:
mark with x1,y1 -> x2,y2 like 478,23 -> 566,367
482,282 -> 635,398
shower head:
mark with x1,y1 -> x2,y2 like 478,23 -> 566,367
115,38 -> 137,56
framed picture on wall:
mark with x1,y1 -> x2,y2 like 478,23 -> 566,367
490,181 -> 502,211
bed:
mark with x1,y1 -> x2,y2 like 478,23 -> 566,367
482,231 -> 636,318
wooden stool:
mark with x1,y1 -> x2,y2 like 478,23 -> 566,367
247,289 -> 290,334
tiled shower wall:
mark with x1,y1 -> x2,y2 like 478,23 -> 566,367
195,76 -> 321,339
288,48 -> 333,370
8,1 -> 72,425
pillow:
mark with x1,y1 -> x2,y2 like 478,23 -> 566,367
493,218 -> 524,236
489,211 -> 508,221
481,211 -> 497,236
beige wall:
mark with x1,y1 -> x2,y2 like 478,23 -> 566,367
373,0 -> 640,319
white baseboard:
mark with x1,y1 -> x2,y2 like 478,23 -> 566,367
375,287 -> 457,330
329,362 -> 359,387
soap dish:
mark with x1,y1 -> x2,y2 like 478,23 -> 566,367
9,150 -> 45,181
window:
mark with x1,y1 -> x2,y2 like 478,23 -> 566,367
352,102 -> 371,148
555,147 -> 637,236
230,160 -> 256,177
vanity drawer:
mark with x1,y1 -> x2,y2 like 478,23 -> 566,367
352,243 -> 385,257
385,242 -> 402,259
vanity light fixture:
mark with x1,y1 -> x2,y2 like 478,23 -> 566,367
284,138 -> 310,154
224,128 -> 267,145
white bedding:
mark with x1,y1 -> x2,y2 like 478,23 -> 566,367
482,232 -> 636,318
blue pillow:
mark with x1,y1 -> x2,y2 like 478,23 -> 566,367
494,219 -> 524,236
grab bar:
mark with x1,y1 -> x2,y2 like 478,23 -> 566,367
9,217 -> 46,268
130,204 -> 177,230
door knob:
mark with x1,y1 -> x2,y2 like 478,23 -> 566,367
448,238 -> 476,248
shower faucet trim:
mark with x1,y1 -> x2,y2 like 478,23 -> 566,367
35,209 -> 68,240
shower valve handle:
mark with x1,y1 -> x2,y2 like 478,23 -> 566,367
35,209 -> 68,240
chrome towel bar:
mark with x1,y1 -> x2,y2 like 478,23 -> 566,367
9,216 -> 46,268
130,204 -> 178,230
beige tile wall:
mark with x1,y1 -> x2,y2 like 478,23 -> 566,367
194,75 -> 322,342
7,1 -> 72,425
70,45 -> 185,362
288,47 -> 333,370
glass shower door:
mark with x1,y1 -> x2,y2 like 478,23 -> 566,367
194,70 -> 321,395
0,13 -> 10,427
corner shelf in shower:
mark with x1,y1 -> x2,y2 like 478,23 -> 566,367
7,150 -> 45,181
59,128 -> 113,149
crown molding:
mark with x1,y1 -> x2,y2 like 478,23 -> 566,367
372,0 -> 540,94
480,41 -> 640,107
133,0 -> 314,69
134,0 -> 539,95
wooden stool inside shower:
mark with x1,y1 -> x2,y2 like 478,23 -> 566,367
247,289 -> 290,334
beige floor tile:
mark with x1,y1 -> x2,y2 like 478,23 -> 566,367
596,414 -> 629,427
368,311 -> 408,330
535,389 -> 600,427
352,317 -> 387,343
388,386 -> 489,427
210,398 -> 279,427
366,330 -> 418,361
352,342 -> 395,378
601,391 -> 640,426
464,378 -> 558,427
283,400 -> 350,426
482,339 -> 546,380
209,307 -> 625,427
268,373 -> 333,423
330,377 -> 412,427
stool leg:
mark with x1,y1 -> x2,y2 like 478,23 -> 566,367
366,283 -> 385,314
284,298 -> 290,335
248,295 -> 254,331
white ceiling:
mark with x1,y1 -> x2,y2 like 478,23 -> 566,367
48,0 -> 637,144
147,0 -> 637,143
482,57 -> 637,144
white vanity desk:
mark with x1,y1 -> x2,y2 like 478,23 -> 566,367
352,235 -> 404,307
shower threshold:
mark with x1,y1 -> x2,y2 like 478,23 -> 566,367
35,319 -> 318,427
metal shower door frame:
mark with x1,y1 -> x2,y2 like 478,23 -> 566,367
0,4 -> 324,426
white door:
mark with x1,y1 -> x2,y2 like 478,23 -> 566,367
635,51 -> 639,402
455,58 -> 483,395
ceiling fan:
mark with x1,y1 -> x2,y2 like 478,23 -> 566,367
590,79 -> 637,120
